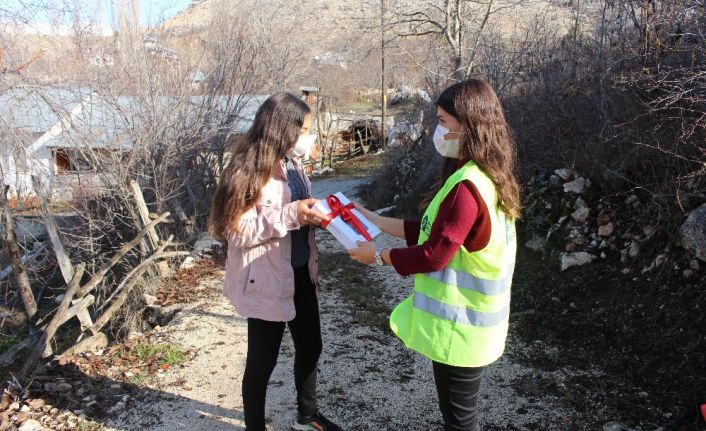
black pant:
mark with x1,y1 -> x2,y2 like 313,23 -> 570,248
242,267 -> 322,431
432,361 -> 484,431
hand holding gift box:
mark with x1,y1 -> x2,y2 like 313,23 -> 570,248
313,192 -> 381,249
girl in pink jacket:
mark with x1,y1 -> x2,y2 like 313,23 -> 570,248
209,93 -> 343,431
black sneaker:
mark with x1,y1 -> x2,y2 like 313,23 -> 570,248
291,411 -> 343,431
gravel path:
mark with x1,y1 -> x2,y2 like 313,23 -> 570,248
105,175 -> 587,431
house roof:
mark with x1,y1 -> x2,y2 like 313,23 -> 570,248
1,87 -> 270,151
0,87 -> 91,134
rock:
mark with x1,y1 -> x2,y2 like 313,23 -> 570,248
571,207 -> 590,223
54,294 -> 65,304
8,402 -> 20,412
127,331 -> 143,341
554,168 -> 573,181
143,294 -> 158,305
561,252 -> 597,271
193,234 -> 222,256
565,242 -> 577,252
638,391 -> 649,398
597,210 -> 613,226
144,305 -> 163,324
628,242 -> 640,258
15,411 -> 28,423
625,194 -> 639,206
603,421 -> 636,431
598,223 -> 615,237
563,177 -> 591,194
690,259 -> 700,271
414,89 -> 431,103
549,175 -> 563,188
575,197 -> 588,210
525,236 -> 546,252
60,332 -> 108,356
179,256 -> 196,269
19,405 -> 30,413
44,382 -> 72,392
680,204 -> 706,261
108,401 -> 126,414
27,399 -> 44,411
643,225 -> 657,237
622,268 -> 632,274
654,254 -> 666,268
684,269 -> 695,279
311,166 -> 335,177
18,419 -> 42,431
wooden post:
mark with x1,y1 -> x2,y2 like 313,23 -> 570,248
128,180 -> 169,276
19,264 -> 86,379
1,185 -> 37,321
31,176 -> 92,332
128,180 -> 160,250
31,176 -> 73,282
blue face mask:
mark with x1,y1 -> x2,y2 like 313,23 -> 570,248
432,125 -> 460,159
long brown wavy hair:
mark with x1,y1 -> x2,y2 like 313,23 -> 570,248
209,93 -> 311,241
430,79 -> 521,219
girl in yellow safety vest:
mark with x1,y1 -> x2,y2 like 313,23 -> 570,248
349,79 -> 521,431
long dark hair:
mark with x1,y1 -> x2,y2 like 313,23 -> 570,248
428,79 -> 521,219
209,93 -> 310,241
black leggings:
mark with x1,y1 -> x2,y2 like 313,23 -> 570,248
242,267 -> 322,431
432,361 -> 484,431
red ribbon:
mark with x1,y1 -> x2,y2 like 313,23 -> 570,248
321,195 -> 373,241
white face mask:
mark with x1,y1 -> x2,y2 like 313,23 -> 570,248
432,125 -> 460,159
288,133 -> 316,160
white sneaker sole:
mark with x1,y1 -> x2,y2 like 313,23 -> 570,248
291,422 -> 322,431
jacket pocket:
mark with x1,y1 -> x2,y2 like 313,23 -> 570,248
243,246 -> 272,297
243,259 -> 258,297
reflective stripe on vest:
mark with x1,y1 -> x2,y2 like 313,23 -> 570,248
413,292 -> 510,327
423,267 -> 512,296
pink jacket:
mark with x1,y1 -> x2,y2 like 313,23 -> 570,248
224,158 -> 319,322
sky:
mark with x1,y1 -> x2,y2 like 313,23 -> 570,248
1,0 -> 193,35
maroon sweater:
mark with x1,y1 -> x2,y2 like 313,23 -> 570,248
389,180 -> 491,276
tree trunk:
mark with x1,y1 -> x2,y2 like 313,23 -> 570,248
1,185 -> 37,321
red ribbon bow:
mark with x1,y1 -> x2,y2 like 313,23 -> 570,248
321,194 -> 373,242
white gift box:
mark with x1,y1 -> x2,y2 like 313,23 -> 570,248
313,192 -> 381,249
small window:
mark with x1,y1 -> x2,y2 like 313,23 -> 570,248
53,148 -> 94,172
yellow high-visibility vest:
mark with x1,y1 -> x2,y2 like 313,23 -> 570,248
390,160 -> 517,367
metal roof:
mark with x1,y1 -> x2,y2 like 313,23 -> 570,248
1,87 -> 270,150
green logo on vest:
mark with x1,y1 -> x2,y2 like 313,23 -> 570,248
421,214 -> 431,235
